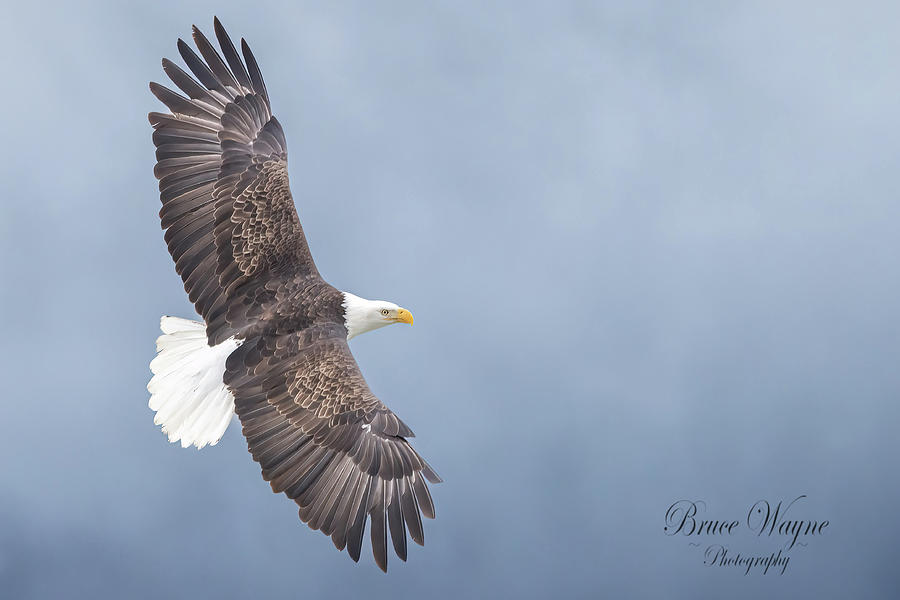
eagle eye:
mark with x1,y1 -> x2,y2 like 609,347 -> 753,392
381,309 -> 389,316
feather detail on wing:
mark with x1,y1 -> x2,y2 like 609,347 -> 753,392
149,18 -> 318,344
224,325 -> 441,572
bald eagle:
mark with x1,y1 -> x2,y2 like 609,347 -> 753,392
146,18 -> 440,572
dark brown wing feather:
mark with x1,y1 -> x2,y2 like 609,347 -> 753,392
225,326 -> 441,572
149,17 -> 318,344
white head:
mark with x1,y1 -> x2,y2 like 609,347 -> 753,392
341,292 -> 415,340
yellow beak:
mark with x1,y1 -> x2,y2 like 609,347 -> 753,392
395,308 -> 414,325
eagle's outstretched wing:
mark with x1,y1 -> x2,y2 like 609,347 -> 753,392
150,18 -> 317,344
226,326 -> 441,571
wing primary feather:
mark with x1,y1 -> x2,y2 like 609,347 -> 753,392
387,479 -> 408,561
192,25 -> 241,93
176,38 -> 223,92
369,479 -> 388,572
213,17 -> 252,90
306,456 -> 352,530
412,472 -> 436,519
421,459 -> 443,484
331,471 -> 363,551
149,82 -> 219,121
400,477 -> 425,546
321,464 -> 356,535
162,58 -> 225,109
346,476 -> 373,562
241,38 -> 270,106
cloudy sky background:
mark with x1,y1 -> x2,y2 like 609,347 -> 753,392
1,1 -> 898,597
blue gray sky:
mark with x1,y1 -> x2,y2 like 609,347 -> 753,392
1,1 -> 899,598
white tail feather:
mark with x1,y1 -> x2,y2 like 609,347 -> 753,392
148,316 -> 240,449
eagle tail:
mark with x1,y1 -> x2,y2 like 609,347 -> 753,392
147,316 -> 240,449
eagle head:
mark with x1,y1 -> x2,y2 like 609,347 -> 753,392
341,292 -> 414,340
